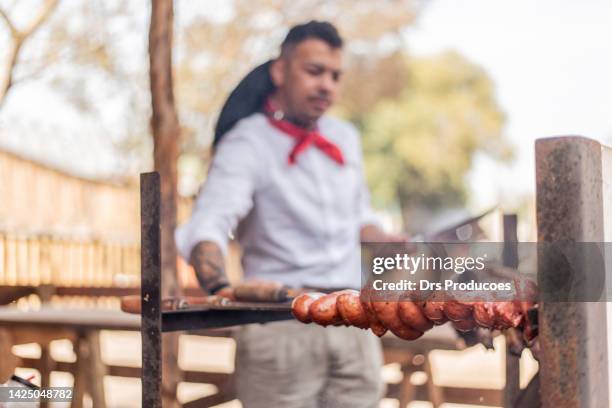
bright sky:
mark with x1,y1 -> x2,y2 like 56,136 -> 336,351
404,0 -> 612,210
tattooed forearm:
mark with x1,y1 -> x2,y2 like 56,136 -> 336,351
189,241 -> 229,294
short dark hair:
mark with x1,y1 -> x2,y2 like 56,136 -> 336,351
280,21 -> 343,55
213,22 -> 342,147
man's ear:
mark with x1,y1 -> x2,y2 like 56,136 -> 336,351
269,58 -> 285,88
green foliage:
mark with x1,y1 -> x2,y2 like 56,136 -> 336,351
355,51 -> 512,212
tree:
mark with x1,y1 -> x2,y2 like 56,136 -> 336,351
359,51 -> 512,231
0,0 -> 59,108
2,1 -> 424,185
335,51 -> 410,127
149,0 -> 182,406
174,0 -> 422,181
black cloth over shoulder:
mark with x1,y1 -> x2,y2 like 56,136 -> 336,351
213,60 -> 275,147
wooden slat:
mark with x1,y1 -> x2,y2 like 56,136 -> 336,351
5,236 -> 16,285
442,387 -> 502,406
0,307 -> 140,330
0,235 -> 5,284
183,393 -> 233,408
0,234 -> 139,292
39,236 -> 51,284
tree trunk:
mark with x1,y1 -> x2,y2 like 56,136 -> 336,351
148,0 -> 182,406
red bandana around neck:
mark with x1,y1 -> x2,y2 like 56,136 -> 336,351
264,99 -> 345,166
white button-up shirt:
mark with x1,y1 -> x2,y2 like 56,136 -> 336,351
175,112 -> 379,289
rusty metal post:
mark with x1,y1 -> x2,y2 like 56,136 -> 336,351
502,214 -> 519,269
535,136 -> 608,407
140,172 -> 162,408
502,214 -> 521,408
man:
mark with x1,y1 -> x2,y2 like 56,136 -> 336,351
176,21 -> 402,407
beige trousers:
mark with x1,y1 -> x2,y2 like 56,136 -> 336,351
234,320 -> 385,408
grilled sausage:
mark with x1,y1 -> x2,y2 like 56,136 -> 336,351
493,302 -> 523,329
452,318 -> 477,332
397,298 -> 433,332
372,300 -> 423,341
443,300 -> 474,322
472,302 -> 496,328
359,290 -> 388,337
291,292 -> 324,323
422,294 -> 449,325
309,292 -> 347,326
337,290 -> 370,329
293,286 -> 537,344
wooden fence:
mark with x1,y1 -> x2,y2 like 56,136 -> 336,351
0,229 -> 140,288
0,147 -> 200,292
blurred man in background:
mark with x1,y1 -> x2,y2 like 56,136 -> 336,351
177,21 -> 403,407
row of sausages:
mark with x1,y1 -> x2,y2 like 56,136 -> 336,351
291,288 -> 537,343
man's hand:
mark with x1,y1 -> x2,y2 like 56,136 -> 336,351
189,241 -> 230,295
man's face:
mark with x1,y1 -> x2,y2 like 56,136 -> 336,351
272,38 -> 343,124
